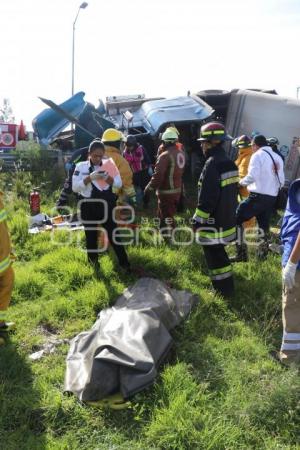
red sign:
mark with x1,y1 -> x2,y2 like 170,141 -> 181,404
0,122 -> 18,149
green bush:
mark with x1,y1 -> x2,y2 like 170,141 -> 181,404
9,210 -> 29,248
13,142 -> 65,191
35,247 -> 92,293
12,267 -> 48,303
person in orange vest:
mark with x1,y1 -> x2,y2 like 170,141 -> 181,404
235,135 -> 255,224
100,129 -> 137,247
101,129 -> 136,206
0,191 -> 15,345
230,135 -> 255,262
235,136 -> 253,195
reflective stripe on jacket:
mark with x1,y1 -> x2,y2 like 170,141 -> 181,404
0,192 -> 12,274
193,145 -> 238,243
146,145 -> 185,194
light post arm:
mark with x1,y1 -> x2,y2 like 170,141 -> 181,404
71,8 -> 80,97
71,3 -> 88,97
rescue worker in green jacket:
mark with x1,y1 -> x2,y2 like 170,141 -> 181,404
192,122 -> 239,298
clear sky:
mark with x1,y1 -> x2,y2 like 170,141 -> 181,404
2,0 -> 300,129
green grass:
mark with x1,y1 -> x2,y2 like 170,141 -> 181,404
0,186 -> 299,450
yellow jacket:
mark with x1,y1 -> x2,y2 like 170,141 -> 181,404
0,192 -> 12,274
104,145 -> 135,198
235,146 -> 253,198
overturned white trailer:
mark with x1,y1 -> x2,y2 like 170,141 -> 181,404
225,89 -> 300,183
197,89 -> 300,183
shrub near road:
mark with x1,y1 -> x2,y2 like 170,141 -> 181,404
0,184 -> 299,450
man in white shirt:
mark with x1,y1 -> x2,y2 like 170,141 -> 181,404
233,134 -> 284,261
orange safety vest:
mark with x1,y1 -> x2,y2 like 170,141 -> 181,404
235,146 -> 253,198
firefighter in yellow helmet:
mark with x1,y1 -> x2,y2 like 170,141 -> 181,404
101,129 -> 136,205
0,191 -> 15,345
234,135 -> 256,236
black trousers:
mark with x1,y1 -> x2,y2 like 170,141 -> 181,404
56,170 -> 73,207
202,244 -> 234,298
236,192 -> 276,236
79,192 -> 129,267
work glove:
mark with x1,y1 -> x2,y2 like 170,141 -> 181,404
90,170 -> 109,181
282,260 -> 298,290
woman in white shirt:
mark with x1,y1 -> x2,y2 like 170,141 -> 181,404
72,139 -> 130,274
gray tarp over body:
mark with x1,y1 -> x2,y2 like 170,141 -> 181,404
64,278 -> 198,401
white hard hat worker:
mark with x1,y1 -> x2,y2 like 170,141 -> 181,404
161,129 -> 179,143
166,126 -> 180,137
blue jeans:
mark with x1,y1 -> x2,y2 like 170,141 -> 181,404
236,192 -> 276,235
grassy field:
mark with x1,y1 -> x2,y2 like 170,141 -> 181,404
0,179 -> 300,450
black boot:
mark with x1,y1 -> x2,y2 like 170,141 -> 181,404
119,262 -> 132,275
257,239 -> 269,260
230,243 -> 248,263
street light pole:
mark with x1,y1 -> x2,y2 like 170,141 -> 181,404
72,2 -> 88,97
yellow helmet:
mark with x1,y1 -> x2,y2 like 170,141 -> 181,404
101,128 -> 124,143
167,126 -> 179,136
161,129 -> 178,142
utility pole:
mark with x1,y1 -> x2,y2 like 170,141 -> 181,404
72,2 -> 88,97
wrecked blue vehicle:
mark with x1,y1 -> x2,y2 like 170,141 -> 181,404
32,92 -> 214,209
32,92 -> 114,148
32,92 -> 214,161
